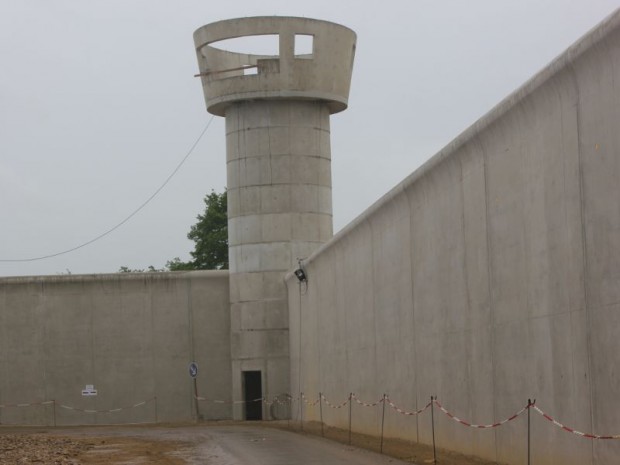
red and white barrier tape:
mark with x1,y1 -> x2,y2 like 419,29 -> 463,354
0,401 -> 54,409
10,392 -> 619,442
433,399 -> 528,428
269,396 -> 292,406
321,394 -> 349,409
386,397 -> 431,416
351,394 -> 383,407
532,405 -> 620,440
59,397 -> 155,414
196,397 -> 254,404
301,393 -> 321,406
195,396 -> 281,405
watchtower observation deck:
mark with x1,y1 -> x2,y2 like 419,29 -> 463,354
193,17 -> 356,116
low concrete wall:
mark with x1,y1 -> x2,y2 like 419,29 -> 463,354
0,270 -> 231,425
287,9 -> 620,465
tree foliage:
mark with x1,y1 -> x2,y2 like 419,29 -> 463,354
167,190 -> 228,270
118,265 -> 162,273
119,190 -> 228,273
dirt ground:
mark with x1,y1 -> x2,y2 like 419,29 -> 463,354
0,422 -> 502,465
0,429 -> 187,465
269,421 -> 501,465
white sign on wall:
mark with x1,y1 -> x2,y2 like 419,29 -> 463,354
82,384 -> 98,396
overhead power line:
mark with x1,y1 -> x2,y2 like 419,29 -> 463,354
0,116 -> 215,262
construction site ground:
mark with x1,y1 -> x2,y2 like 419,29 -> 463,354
0,421 -> 502,465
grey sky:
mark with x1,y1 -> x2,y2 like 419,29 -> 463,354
0,1 -> 617,276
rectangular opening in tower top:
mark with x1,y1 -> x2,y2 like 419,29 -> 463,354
294,34 -> 314,58
210,34 -> 280,56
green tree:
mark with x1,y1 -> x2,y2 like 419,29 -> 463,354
118,265 -> 162,273
167,190 -> 228,270
164,257 -> 195,271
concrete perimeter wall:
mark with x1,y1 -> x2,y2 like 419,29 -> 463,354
0,270 -> 231,425
287,10 -> 620,465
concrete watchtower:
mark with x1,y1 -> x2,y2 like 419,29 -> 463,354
193,17 -> 356,420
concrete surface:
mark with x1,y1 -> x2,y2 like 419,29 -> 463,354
193,17 -> 356,116
194,17 -> 355,419
197,425 -> 410,465
58,424 -> 411,465
0,271 -> 231,425
287,8 -> 620,465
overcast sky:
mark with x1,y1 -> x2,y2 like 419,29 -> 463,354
0,1 -> 617,277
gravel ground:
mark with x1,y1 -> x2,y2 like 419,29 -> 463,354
0,433 -> 91,464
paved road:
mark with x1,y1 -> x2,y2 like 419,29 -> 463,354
198,425 -> 411,465
57,423 -> 414,464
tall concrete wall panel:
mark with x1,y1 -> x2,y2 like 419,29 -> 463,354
0,271 -> 231,425
288,10 -> 620,465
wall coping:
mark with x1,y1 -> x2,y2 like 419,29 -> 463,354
286,8 -> 620,283
0,269 -> 229,285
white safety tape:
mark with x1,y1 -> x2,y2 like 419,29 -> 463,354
352,394 -> 383,407
385,397 -> 431,416
58,397 -> 155,414
10,391 -> 619,443
321,394 -> 349,409
433,399 -> 528,428
301,393 -> 321,406
0,401 -> 54,409
533,405 -> 620,439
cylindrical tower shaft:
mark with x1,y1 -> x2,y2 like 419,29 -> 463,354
226,100 -> 332,417
193,16 -> 355,420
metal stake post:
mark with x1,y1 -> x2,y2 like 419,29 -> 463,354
52,400 -> 57,427
193,378 -> 199,422
348,393 -> 353,445
431,396 -> 437,464
528,399 -> 534,465
300,392 -> 304,431
319,392 -> 324,437
380,394 -> 386,453
287,395 -> 291,429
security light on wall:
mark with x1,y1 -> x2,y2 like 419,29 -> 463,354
294,268 -> 307,282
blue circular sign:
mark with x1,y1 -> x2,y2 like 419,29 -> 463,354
189,362 -> 198,378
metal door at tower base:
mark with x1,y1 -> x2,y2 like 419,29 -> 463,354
243,370 -> 263,420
